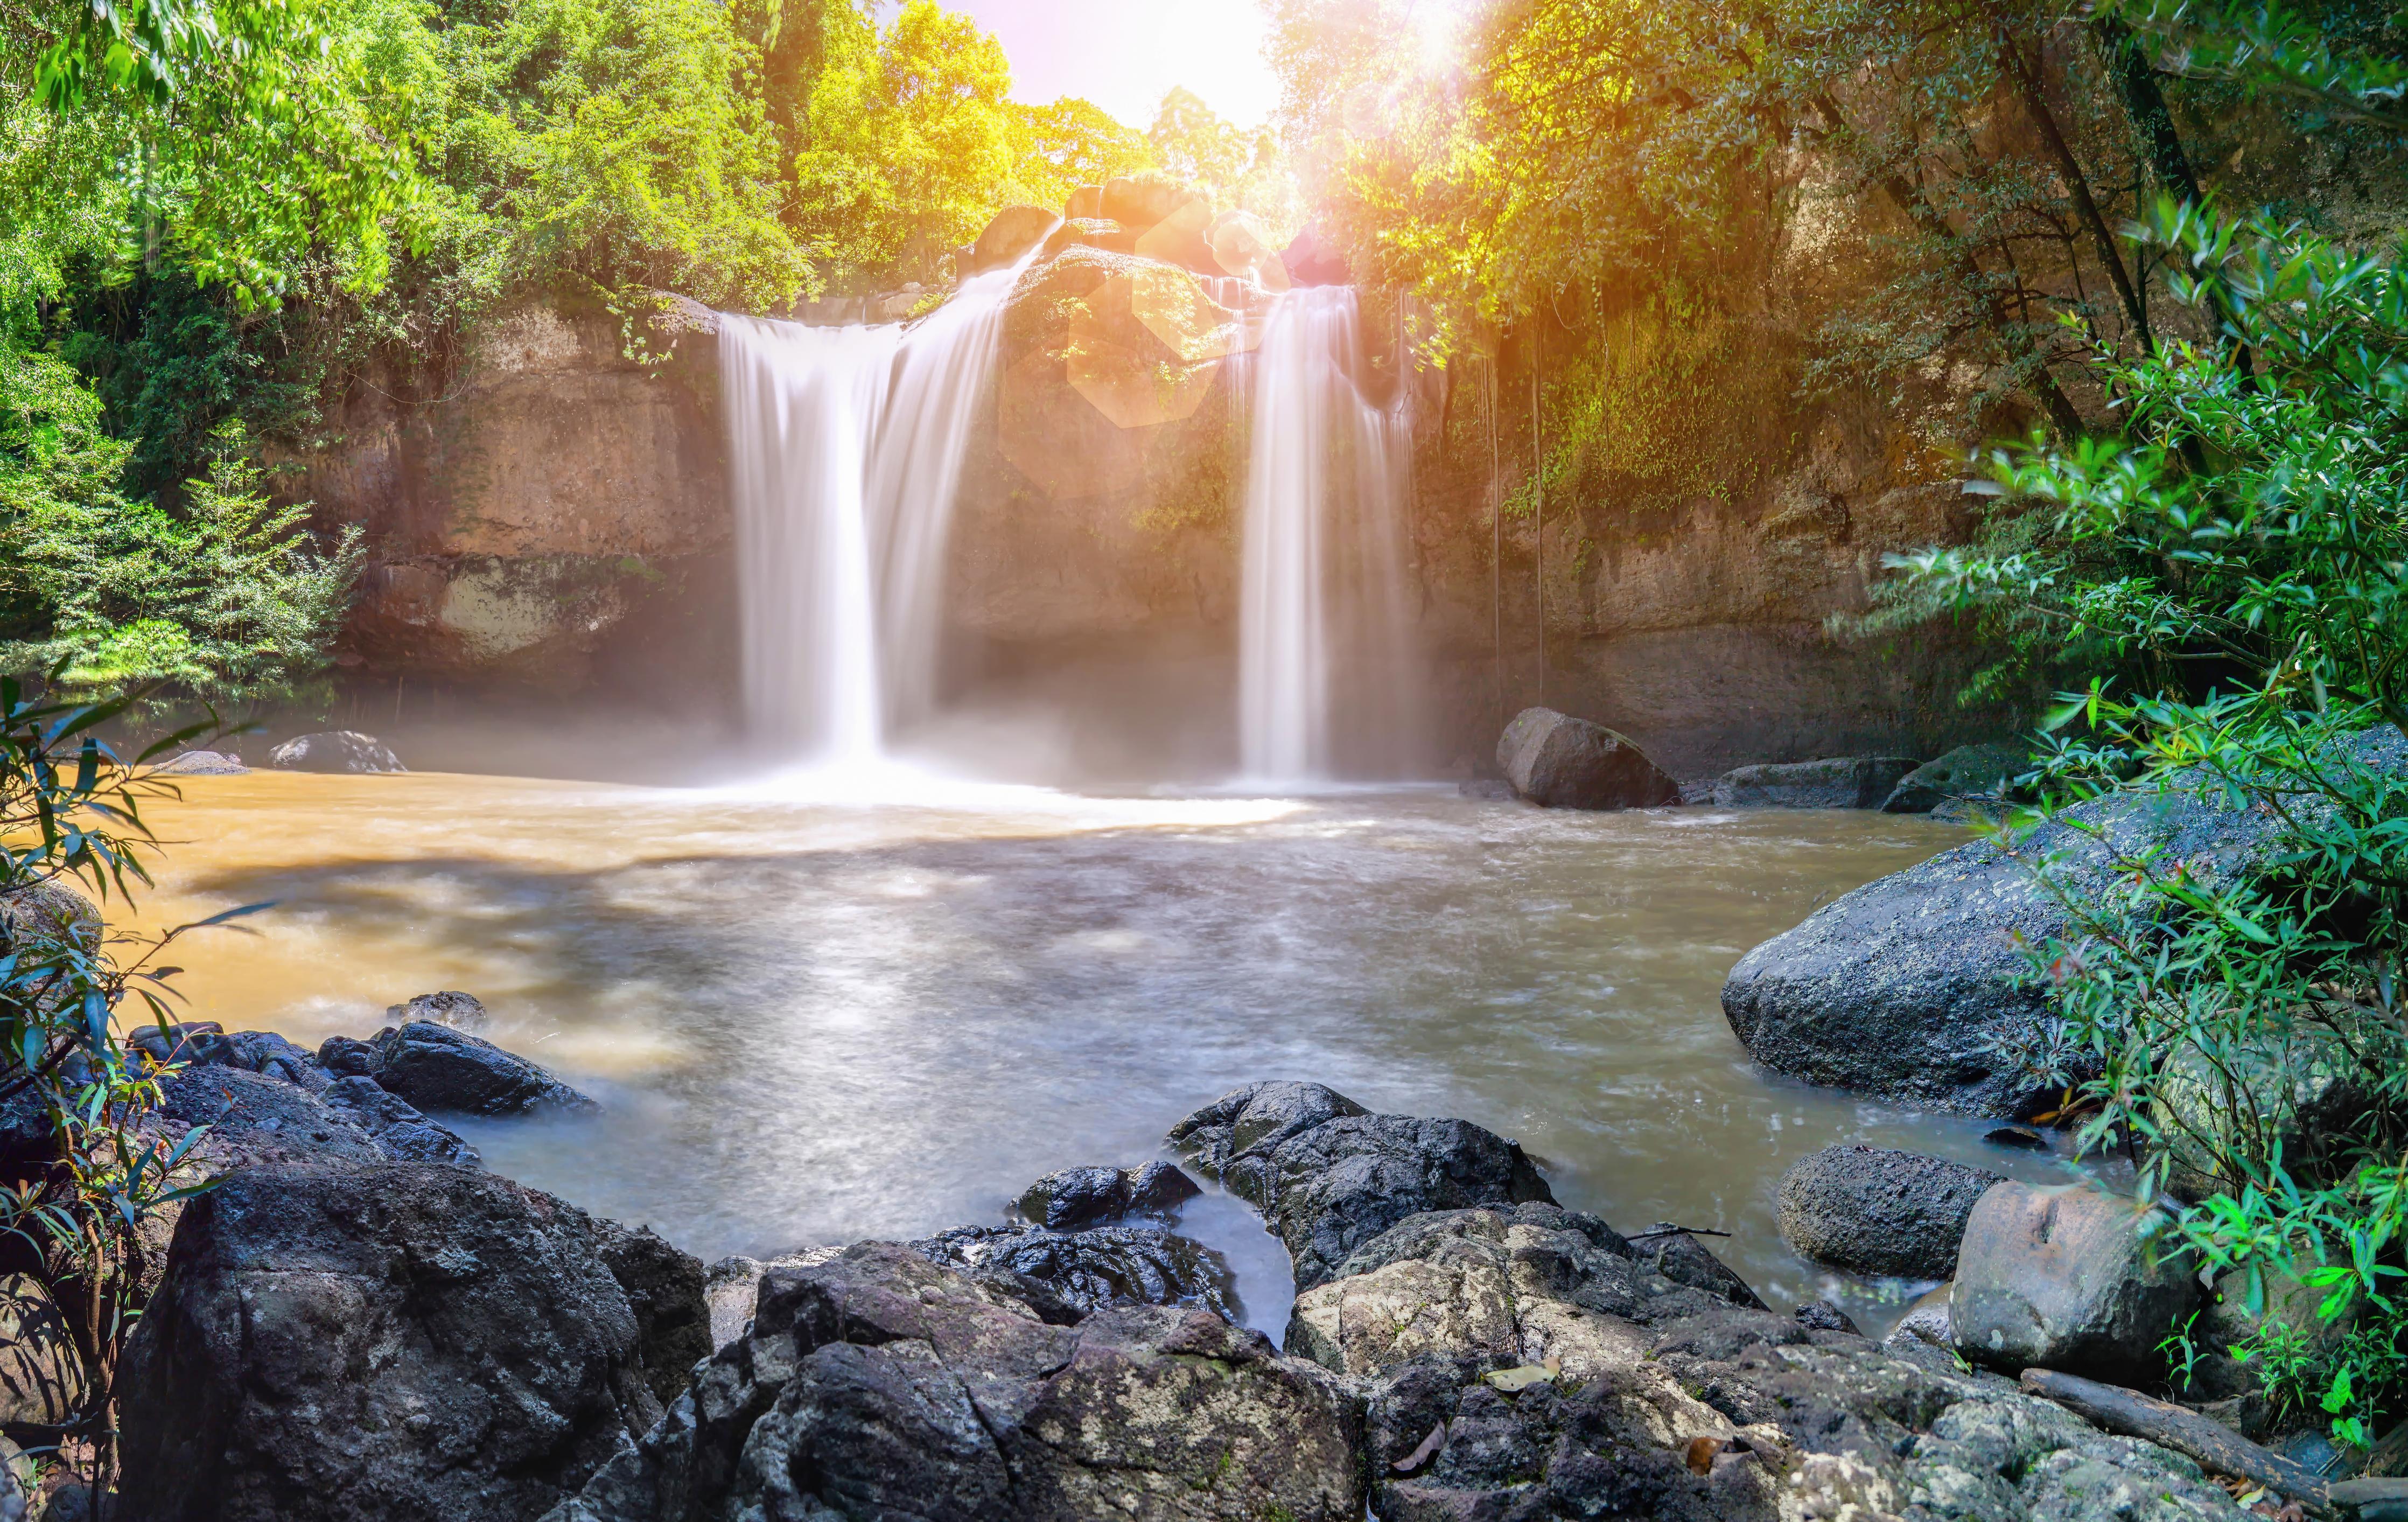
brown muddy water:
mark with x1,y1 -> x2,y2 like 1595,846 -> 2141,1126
122,766 -> 2078,1337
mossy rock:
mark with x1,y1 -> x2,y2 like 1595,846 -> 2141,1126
1880,742 -> 2033,813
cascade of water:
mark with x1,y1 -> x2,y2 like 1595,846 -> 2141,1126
720,264 -> 1021,762
1237,285 -> 1422,783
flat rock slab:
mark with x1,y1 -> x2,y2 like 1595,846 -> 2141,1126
1713,756 -> 1920,808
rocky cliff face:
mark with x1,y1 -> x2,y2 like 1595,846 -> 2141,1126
288,297 -> 732,697
297,252 -> 1996,772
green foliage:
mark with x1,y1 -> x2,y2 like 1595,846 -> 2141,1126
1895,197 -> 2408,1443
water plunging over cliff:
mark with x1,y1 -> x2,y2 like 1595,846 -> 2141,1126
1237,285 -> 1420,783
720,266 -> 1020,761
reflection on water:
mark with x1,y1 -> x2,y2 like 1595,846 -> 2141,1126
122,768 -> 2074,1336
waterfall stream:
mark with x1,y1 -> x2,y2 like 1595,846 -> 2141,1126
720,264 -> 1021,762
1237,285 -> 1421,783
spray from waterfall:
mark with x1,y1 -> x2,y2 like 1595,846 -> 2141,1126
720,263 -> 1021,762
1237,285 -> 1422,783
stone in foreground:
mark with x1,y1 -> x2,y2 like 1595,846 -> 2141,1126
1495,706 -> 1682,811
911,1221 -> 1236,1321
544,1241 -> 1365,1522
1719,739 -> 2408,1112
1777,1144 -> 2003,1280
1013,1159 -> 1200,1230
1166,1081 -> 1553,1290
1951,1182 -> 2197,1385
117,1163 -> 674,1522
1712,755 -> 1921,808
370,1017 -> 598,1116
265,730 -> 405,774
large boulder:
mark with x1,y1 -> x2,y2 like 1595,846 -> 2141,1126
912,1222 -> 1235,1321
1165,1082 -> 1555,1291
1713,756 -> 1921,808
1777,1146 -> 2003,1280
117,1163 -> 669,1522
1496,707 -> 1681,811
1881,742 -> 2033,813
265,731 -> 404,774
1950,1183 -> 2198,1385
369,1018 -> 597,1116
1013,1160 -> 1200,1230
155,1065 -> 387,1164
1719,739 -> 2408,1113
1100,174 -> 1200,234
966,204 -> 1059,274
543,1241 -> 1366,1522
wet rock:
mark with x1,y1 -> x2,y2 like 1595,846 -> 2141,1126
1012,1160 -> 1200,1230
156,1066 -> 388,1163
1951,1183 -> 2197,1384
1719,739 -> 2408,1113
369,1019 -> 597,1117
180,1028 -> 330,1090
701,1247 -> 842,1350
385,988 -> 490,1031
117,1162 -> 662,1522
1881,742 -> 2032,813
543,1240 -> 1365,1522
0,1275 -> 88,1428
1777,1145 -> 2003,1280
966,204 -> 1059,273
126,1020 -> 223,1069
593,1219 -> 712,1409
265,730 -> 404,774
153,749 -> 247,775
319,1076 -> 481,1166
1167,1081 -> 1555,1291
1495,706 -> 1682,811
1712,756 -> 1921,808
1796,1298 -> 1862,1335
1629,1224 -> 1772,1310
314,1035 -> 381,1079
912,1222 -> 1235,1321
1886,1282 -> 1956,1351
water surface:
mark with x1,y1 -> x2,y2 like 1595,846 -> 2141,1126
124,769 -> 2070,1334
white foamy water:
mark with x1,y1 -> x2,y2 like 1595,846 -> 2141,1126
1238,285 -> 1423,784
722,262 -> 1024,759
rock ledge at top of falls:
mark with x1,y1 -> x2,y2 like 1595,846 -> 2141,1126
1496,706 -> 1683,811
1165,1081 -> 1556,1291
1722,727 -> 2408,1115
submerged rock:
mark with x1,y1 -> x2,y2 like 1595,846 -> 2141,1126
369,1018 -> 597,1117
1777,1145 -> 2002,1280
913,1221 -> 1235,1322
543,1241 -> 1366,1522
1012,1160 -> 1200,1230
1950,1183 -> 2197,1385
1495,706 -> 1682,811
1713,755 -> 1921,809
117,1163 -> 667,1522
265,730 -> 405,774
1166,1081 -> 1555,1291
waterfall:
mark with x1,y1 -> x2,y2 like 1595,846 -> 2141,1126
1237,285 -> 1421,783
720,264 -> 1021,762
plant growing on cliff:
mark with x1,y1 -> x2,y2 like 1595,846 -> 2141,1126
1896,194 -> 2408,1445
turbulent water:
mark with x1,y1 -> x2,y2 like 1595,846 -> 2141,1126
127,769 -> 2070,1337
1237,286 -> 1421,783
720,263 -> 1022,759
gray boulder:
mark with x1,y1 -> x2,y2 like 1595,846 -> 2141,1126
912,1222 -> 1235,1322
1951,1183 -> 2197,1384
592,1219 -> 713,1409
385,988 -> 490,1031
1713,756 -> 1921,808
370,1019 -> 597,1117
1777,1145 -> 2003,1280
1495,707 -> 1681,811
180,1027 -> 331,1090
319,1074 -> 482,1166
117,1162 -> 667,1522
0,1275 -> 88,1428
1629,1222 -> 1772,1310
155,1065 -> 388,1164
266,731 -> 404,774
1717,746 -> 2408,1113
1166,1081 -> 1554,1291
1012,1160 -> 1200,1230
1881,742 -> 2032,813
543,1241 -> 1366,1522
